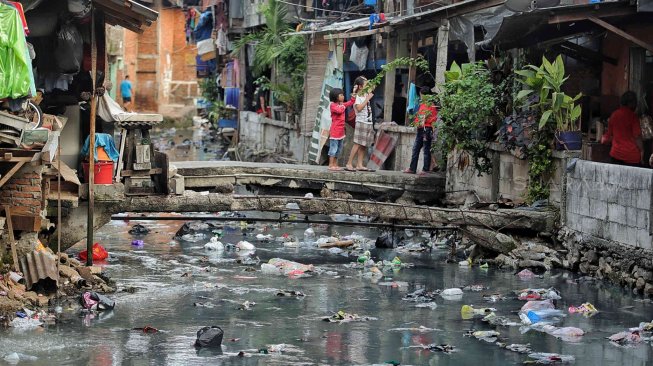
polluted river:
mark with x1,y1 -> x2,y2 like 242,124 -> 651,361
1,129 -> 652,365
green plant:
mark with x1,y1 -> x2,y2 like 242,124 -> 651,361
199,77 -> 220,101
208,100 -> 228,123
231,0 -> 307,113
363,57 -> 432,94
515,55 -> 582,131
437,61 -> 497,175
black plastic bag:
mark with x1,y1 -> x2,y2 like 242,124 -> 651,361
55,23 -> 83,74
194,326 -> 224,348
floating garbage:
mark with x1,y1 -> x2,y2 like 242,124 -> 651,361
194,326 -> 224,348
524,324 -> 584,341
415,302 -> 438,310
521,309 -> 565,325
128,224 -> 150,235
327,247 -> 344,255
460,305 -> 496,319
568,302 -> 598,317
521,299 -> 555,313
463,284 -> 489,292
516,269 -> 536,279
440,288 -> 463,300
131,240 -> 144,247
482,294 -> 506,302
303,228 -> 316,241
516,288 -> 561,301
403,288 -> 441,303
499,343 -> 532,354
262,258 -> 314,277
204,237 -> 224,251
181,233 -> 207,243
80,291 -> 115,311
527,353 -> 575,364
255,234 -> 273,242
3,353 -> 38,364
236,241 -> 256,251
608,330 -> 645,346
410,344 -> 456,354
482,312 -> 518,327
323,310 -> 377,323
465,330 -> 500,343
9,317 -> 43,330
79,243 -> 109,261
276,290 -> 305,297
389,325 -> 439,333
239,301 -> 256,311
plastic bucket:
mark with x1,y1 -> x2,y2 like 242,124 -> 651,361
555,131 -> 582,151
82,161 -> 114,184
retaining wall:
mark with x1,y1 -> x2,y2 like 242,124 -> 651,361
239,112 -> 310,162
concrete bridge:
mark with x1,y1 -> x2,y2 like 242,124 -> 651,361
52,161 -> 554,250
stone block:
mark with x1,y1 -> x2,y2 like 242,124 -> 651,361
578,196 -> 591,216
636,229 -> 652,250
616,189 -> 632,207
607,165 -> 622,185
566,212 -> 583,231
634,189 -> 651,210
625,207 -> 639,228
588,198 -> 608,220
580,216 -> 601,237
499,161 -> 513,179
595,165 -> 610,183
607,203 -> 627,225
637,210 -> 650,230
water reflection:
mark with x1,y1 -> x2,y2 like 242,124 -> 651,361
0,217 -> 652,365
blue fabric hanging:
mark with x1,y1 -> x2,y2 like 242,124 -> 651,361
225,87 -> 239,108
406,83 -> 419,115
81,133 -> 120,162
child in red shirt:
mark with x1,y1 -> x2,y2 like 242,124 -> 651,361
328,88 -> 355,171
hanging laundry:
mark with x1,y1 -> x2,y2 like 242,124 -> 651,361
216,28 -> 228,55
193,10 -> 213,42
8,1 -> 29,35
0,3 -> 31,99
406,83 -> 419,115
349,42 -> 368,71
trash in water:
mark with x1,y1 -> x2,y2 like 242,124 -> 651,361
520,309 -> 565,325
3,353 -> 38,364
440,288 -> 463,300
236,241 -> 256,251
482,312 -> 519,327
409,343 -> 456,353
81,291 -> 115,311
133,326 -> 159,333
516,288 -> 561,301
521,299 -> 555,313
194,326 -> 224,348
459,258 -> 472,267
403,288 -> 440,303
131,240 -> 144,247
9,317 -> 43,330
129,224 -> 150,235
568,302 -> 598,317
516,269 -> 536,279
304,193 -> 314,198
276,290 -> 305,297
415,302 -> 438,310
460,305 -> 496,319
204,237 -> 224,251
79,243 -> 109,261
323,310 -> 377,323
524,324 -> 584,341
181,233 -> 207,242
285,202 -> 300,210
465,330 -> 500,343
256,234 -> 273,242
304,228 -> 316,241
194,302 -> 215,308
377,281 -> 409,289
239,301 -> 256,311
526,352 -> 575,364
499,343 -> 532,354
482,294 -> 506,302
262,258 -> 314,277
388,325 -> 439,332
463,284 -> 489,292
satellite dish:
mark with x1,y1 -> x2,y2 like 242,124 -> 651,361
505,0 -> 561,12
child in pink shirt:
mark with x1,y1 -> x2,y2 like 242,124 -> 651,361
328,88 -> 355,171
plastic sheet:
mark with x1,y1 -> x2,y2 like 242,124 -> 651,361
0,4 -> 31,99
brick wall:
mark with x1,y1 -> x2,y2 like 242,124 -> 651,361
0,165 -> 44,231
566,160 -> 652,250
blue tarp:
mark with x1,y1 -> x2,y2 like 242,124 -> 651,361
81,133 -> 120,162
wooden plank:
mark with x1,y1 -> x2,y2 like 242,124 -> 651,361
588,16 -> 653,54
548,7 -> 636,24
0,161 -> 25,189
4,206 -> 18,272
323,27 -> 391,40
115,128 -> 127,182
383,35 -> 398,122
41,131 -> 61,163
120,168 -> 162,177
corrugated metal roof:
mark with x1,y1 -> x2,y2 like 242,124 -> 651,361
94,0 -> 158,33
19,250 -> 59,291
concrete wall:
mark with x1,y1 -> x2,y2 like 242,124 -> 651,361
378,125 -> 426,172
239,112 -> 310,162
0,165 -> 44,231
566,160 -> 652,250
445,143 -> 576,206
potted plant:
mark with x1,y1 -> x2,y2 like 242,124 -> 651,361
515,55 -> 582,150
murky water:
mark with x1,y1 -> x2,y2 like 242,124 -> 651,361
1,214 -> 652,365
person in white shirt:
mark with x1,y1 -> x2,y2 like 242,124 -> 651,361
346,76 -> 375,171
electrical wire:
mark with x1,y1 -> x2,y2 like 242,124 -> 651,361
276,0 -> 450,18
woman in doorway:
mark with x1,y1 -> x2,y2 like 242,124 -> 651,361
345,76 -> 375,172
601,91 -> 644,167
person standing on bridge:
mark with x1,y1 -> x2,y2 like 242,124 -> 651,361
346,76 -> 375,172
328,88 -> 356,171
404,86 -> 437,176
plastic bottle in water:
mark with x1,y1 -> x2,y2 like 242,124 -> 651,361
527,309 -> 564,324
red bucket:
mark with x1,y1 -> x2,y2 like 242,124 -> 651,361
82,161 -> 114,184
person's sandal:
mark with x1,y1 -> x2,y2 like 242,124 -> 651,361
403,168 -> 416,174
